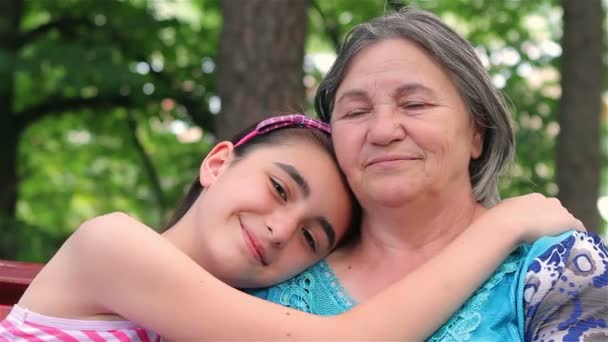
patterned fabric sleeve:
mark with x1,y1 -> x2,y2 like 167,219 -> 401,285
523,232 -> 608,341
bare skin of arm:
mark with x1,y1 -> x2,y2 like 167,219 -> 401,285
19,194 -> 583,341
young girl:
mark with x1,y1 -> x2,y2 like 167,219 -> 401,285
1,114 -> 583,341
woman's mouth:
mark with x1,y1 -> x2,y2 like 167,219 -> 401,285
366,154 -> 421,168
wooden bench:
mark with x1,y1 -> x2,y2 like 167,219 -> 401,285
0,260 -> 43,319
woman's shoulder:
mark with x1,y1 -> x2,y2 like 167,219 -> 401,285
523,230 -> 606,277
521,230 -> 608,341
247,260 -> 355,315
525,230 -> 604,258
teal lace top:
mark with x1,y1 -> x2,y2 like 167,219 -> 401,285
248,231 -> 608,341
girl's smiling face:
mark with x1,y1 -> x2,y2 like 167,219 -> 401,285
191,137 -> 353,288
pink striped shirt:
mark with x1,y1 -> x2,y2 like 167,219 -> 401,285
0,305 -> 160,341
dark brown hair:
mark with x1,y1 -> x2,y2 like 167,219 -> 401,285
163,120 -> 361,247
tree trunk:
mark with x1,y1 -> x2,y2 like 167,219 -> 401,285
556,0 -> 604,233
216,0 -> 309,140
0,0 -> 23,232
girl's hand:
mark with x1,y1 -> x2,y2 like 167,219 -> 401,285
483,193 -> 585,244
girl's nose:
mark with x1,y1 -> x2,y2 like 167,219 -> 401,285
266,211 -> 299,248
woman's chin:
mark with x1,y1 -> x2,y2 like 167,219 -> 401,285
364,187 -> 421,208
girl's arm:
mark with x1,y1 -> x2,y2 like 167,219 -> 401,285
69,194 -> 581,341
341,194 -> 584,340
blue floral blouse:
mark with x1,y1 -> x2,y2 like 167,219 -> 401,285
248,231 -> 608,341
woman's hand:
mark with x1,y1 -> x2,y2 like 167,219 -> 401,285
483,193 -> 585,244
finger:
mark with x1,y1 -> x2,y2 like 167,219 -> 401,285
572,219 -> 586,232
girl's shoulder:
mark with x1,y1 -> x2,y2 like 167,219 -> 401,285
17,212 -> 149,317
55,211 -> 158,288
70,212 -> 152,249
78,211 -> 142,232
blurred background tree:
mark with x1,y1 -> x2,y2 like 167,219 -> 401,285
0,0 -> 606,262
216,0 -> 309,139
556,0 -> 603,235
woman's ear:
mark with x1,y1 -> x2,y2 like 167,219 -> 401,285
200,141 -> 235,187
471,124 -> 485,160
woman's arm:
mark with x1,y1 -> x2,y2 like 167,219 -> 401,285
72,194 -> 581,341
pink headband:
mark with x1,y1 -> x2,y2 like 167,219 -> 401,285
234,114 -> 331,147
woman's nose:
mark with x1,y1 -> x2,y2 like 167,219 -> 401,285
367,107 -> 406,145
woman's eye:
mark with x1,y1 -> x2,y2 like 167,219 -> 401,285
270,178 -> 287,201
402,102 -> 426,109
302,228 -> 317,252
346,109 -> 369,117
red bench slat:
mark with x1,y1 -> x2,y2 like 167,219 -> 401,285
0,305 -> 11,320
0,260 -> 43,319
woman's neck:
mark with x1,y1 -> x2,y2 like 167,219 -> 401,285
360,196 -> 484,254
328,191 -> 486,301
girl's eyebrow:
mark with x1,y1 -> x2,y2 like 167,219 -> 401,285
273,162 -> 310,197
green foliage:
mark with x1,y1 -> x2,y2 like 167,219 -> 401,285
307,0 -> 607,233
4,0 -> 220,261
18,109 -> 210,257
3,0 -> 606,261
310,0 -> 565,196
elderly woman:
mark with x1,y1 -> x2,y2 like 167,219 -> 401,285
250,7 -> 608,341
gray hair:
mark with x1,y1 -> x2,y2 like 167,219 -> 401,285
315,7 -> 515,206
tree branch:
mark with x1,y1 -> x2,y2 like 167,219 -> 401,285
125,111 -> 167,222
311,0 -> 342,53
18,14 -> 214,133
18,17 -> 91,47
16,93 -> 132,130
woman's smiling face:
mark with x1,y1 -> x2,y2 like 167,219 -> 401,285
330,38 -> 484,208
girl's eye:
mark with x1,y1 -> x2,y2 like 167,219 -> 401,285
302,228 -> 317,253
270,178 -> 287,201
